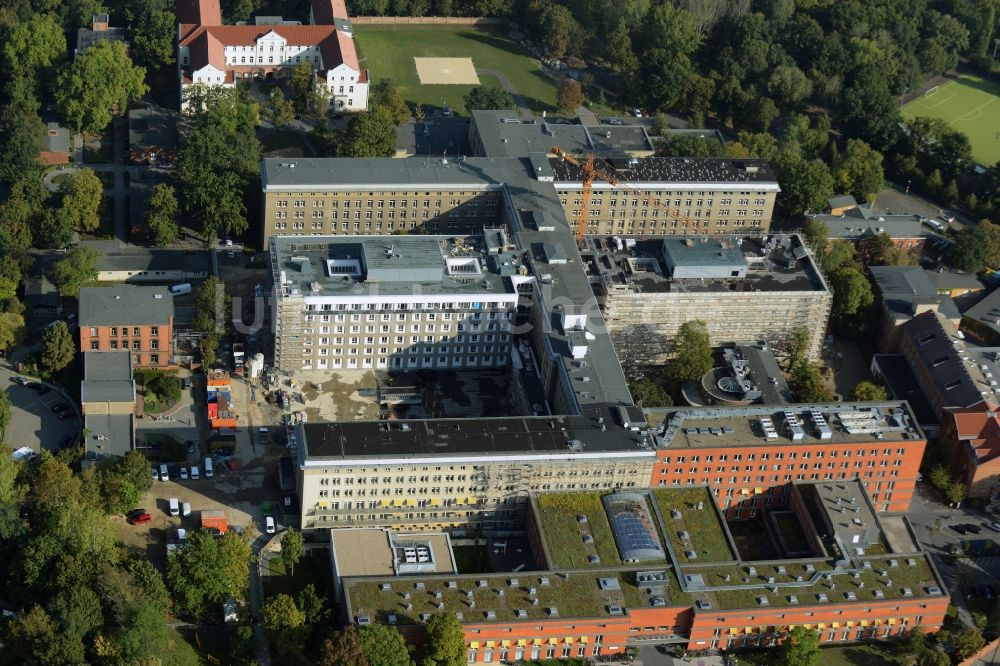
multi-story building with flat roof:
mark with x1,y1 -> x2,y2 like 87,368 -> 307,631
269,233 -> 523,372
645,402 -> 926,515
550,156 -> 779,236
340,485 -> 948,660
589,234 -> 832,363
259,154 -> 779,249
78,285 -> 174,367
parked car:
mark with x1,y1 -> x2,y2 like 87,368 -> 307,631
128,512 -> 151,525
950,524 -> 968,535
159,464 -> 169,482
186,440 -> 195,454
11,376 -> 29,385
180,467 -> 189,481
265,516 -> 275,534
126,508 -> 147,521
168,498 -> 179,516
190,466 -> 200,480
152,466 -> 159,481
987,522 -> 1000,533
964,524 -> 982,535
182,502 -> 191,517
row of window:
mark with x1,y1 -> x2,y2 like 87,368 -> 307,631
662,459 -> 902,475
277,198 -> 499,208
307,345 -> 508,357
662,448 -> 911,463
563,197 -> 768,207
302,355 -> 503,369
304,303 -> 510,313
88,326 -> 159,337
275,208 -> 486,220
91,340 -> 159,351
226,55 -> 319,65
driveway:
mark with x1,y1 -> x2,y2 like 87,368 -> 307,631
1,366 -> 81,453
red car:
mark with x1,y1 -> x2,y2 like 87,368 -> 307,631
127,512 -> 151,525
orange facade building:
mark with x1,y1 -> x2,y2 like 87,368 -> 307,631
647,403 -> 926,515
78,286 -> 174,368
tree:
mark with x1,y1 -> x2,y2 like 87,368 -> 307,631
829,266 -> 874,336
0,312 -> 25,354
628,377 -> 672,407
60,168 -> 103,233
539,3 -> 580,59
42,322 -> 76,373
767,64 -> 812,107
321,626 -> 370,666
948,221 -> 1000,273
778,626 -> 820,666
288,60 -> 325,118
166,529 -> 249,618
55,40 -> 148,134
946,481 -> 968,506
834,139 -> 884,203
556,78 -> 583,114
176,86 -> 260,241
50,245 -> 101,296
917,650 -> 951,666
789,362 -> 833,403
281,527 -> 305,575
955,628 -> 986,660
3,13 -> 66,76
261,593 -> 307,655
852,381 -> 887,402
297,583 -> 329,625
422,613 -> 464,666
801,219 -> 828,253
0,107 -> 45,187
776,153 -> 835,216
605,18 -> 636,72
38,209 -> 75,250
667,320 -> 713,384
359,624 -> 414,666
99,451 -> 154,514
928,464 -> 953,491
463,85 -> 516,112
0,391 -> 10,440
262,89 -> 292,129
342,105 -> 397,157
125,0 -> 176,69
202,334 -> 219,367
373,81 -> 411,125
146,183 -> 179,246
194,276 -> 228,334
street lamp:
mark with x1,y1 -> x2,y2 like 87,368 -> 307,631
905,179 -> 911,195
993,38 -> 1000,79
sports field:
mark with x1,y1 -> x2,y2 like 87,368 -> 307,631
354,25 -> 558,115
902,74 -> 1000,165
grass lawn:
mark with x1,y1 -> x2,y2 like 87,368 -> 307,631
535,493 -> 623,568
161,623 -> 207,666
654,488 -> 735,563
773,511 -> 811,554
902,73 -> 1000,165
453,545 -> 493,574
354,26 -> 558,116
264,549 -> 330,599
737,642 -> 906,666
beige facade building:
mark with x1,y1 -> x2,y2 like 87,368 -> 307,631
270,233 -> 522,372
591,235 -> 832,363
296,415 -> 655,533
259,154 -> 779,249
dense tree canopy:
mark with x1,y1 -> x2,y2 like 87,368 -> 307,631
54,40 -> 148,134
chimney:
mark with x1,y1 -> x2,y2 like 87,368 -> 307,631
92,13 -> 109,31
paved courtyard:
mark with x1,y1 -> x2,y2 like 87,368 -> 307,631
2,366 -> 81,453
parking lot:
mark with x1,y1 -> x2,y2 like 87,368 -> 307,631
117,467 -> 283,569
2,369 -> 81,453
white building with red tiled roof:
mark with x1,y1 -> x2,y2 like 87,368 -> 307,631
176,0 -> 368,112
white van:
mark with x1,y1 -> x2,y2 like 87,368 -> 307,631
190,465 -> 200,480
265,516 -> 275,534
204,457 -> 213,479
168,497 -> 179,516
169,283 -> 192,296
182,501 -> 191,517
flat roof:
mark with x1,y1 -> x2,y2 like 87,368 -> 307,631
299,410 -> 653,464
806,480 -> 884,553
82,351 -> 134,403
963,288 -> 1000,337
79,285 -> 174,326
271,234 -> 516,298
469,111 -> 654,158
810,209 -> 925,240
650,402 -> 924,449
870,266 -> 957,320
586,235 -> 828,295
331,528 -> 455,577
84,413 -> 133,458
549,156 -> 779,188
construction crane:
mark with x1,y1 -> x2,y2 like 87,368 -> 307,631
550,146 -> 688,247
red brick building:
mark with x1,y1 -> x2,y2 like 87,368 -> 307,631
78,286 -> 174,367
648,403 -> 926,515
943,406 -> 1000,499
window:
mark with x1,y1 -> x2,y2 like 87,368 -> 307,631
90,341 -> 99,350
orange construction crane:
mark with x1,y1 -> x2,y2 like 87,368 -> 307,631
550,146 -> 688,246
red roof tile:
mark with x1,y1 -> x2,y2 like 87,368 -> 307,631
175,0 -> 221,27
180,24 -> 339,48
310,0 -> 348,24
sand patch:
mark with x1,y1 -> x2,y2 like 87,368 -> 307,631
414,57 -> 480,85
